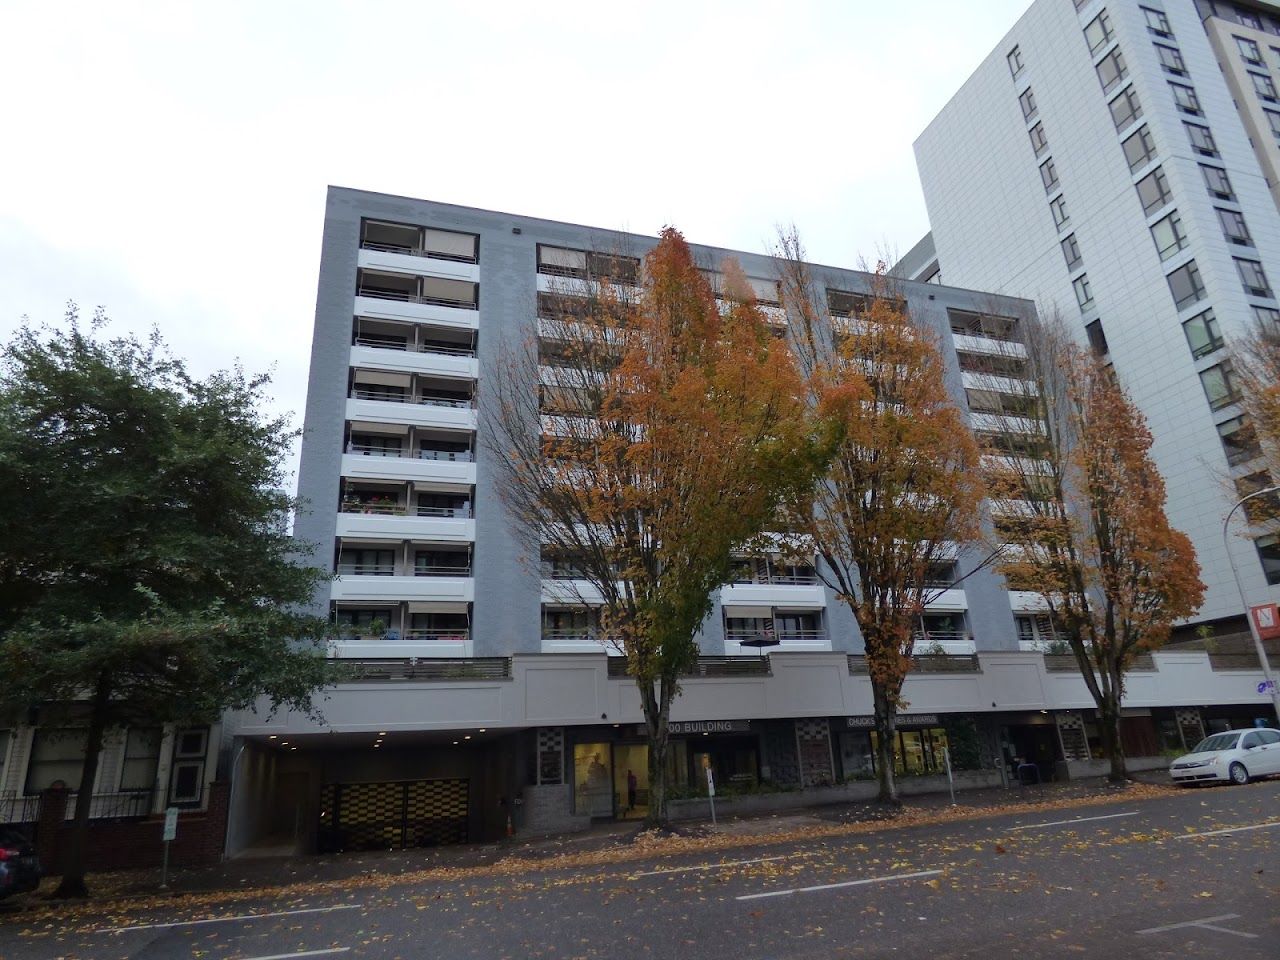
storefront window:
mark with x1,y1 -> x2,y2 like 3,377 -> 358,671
572,743 -> 613,818
868,727 -> 951,776
613,744 -> 648,821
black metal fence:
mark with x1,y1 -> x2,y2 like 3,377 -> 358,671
847,653 -> 981,675
341,658 -> 512,681
0,789 -> 155,826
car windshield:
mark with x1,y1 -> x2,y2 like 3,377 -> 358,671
1190,733 -> 1240,753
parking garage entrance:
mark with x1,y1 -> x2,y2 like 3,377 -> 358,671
317,778 -> 469,852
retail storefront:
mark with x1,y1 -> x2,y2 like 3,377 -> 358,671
838,714 -> 953,778
568,721 -> 760,821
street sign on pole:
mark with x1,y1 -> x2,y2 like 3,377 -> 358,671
705,764 -> 716,827
160,806 -> 179,890
1250,603 -> 1280,641
943,747 -> 956,806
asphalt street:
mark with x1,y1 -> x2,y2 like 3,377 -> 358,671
2,779 -> 1278,960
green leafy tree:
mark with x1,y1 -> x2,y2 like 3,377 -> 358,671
0,307 -> 334,898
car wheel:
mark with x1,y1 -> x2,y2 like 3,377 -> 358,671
1229,761 -> 1250,785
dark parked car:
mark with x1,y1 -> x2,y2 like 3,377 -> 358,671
0,827 -> 41,900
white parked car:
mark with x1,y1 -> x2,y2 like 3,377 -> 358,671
1169,728 -> 1280,785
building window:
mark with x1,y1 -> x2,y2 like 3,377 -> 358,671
1029,121 -> 1049,155
1218,416 -> 1261,465
1184,122 -> 1218,157
1073,273 -> 1095,312
1259,542 -> 1280,586
1136,166 -> 1172,213
1040,157 -> 1060,193
1019,87 -> 1038,121
1256,535 -> 1280,586
1170,82 -> 1202,115
1142,6 -> 1172,38
1264,108 -> 1280,138
1109,86 -> 1142,130
1254,305 -> 1280,329
120,728 -> 162,792
1236,258 -> 1273,297
1235,471 -> 1279,523
1237,35 -> 1264,66
1218,208 -> 1253,246
1085,11 -> 1115,54
1008,45 -> 1025,78
1201,164 -> 1235,200
1096,47 -> 1128,93
1200,361 -> 1241,410
1183,309 -> 1223,359
1155,44 -> 1187,76
24,729 -> 87,794
1252,71 -> 1279,102
1240,11 -> 1263,30
1122,124 -> 1157,170
1050,194 -> 1070,228
1151,211 -> 1187,259
1085,318 -> 1110,355
1167,260 -> 1206,309
1061,233 -> 1083,270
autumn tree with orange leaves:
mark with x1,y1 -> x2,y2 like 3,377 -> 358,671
486,229 -> 815,825
777,234 -> 986,805
1230,314 -> 1280,524
980,315 -> 1204,781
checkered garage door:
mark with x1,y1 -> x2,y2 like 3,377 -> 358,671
317,778 -> 469,853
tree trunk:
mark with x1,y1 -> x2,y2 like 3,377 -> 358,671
1099,685 -> 1127,783
872,685 -> 900,805
640,677 -> 673,829
52,674 -> 111,899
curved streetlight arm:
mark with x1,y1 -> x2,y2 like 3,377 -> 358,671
1222,485 -> 1280,727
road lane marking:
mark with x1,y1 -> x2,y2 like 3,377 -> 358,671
735,868 -> 942,901
96,903 -> 361,934
632,855 -> 797,877
237,951 -> 351,960
1137,914 -> 1258,939
1172,819 -> 1280,840
1006,811 -> 1138,832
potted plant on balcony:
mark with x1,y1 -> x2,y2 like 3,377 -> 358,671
366,617 -> 387,641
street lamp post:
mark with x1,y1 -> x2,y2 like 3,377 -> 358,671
1222,485 -> 1280,726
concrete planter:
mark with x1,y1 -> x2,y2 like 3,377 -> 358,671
1063,756 -> 1169,780
666,769 -> 1003,821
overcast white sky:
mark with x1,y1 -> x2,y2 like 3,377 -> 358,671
0,0 -> 1029,487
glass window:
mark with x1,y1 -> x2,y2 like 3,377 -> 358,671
1040,157 -> 1059,192
1170,82 -> 1202,115
1240,11 -> 1262,30
1151,211 -> 1187,259
1086,318 -> 1109,355
1029,121 -> 1049,155
1254,305 -> 1280,329
1008,45 -> 1025,78
1257,535 -> 1280,585
1096,47 -> 1128,93
1061,233 -> 1082,270
1167,260 -> 1206,309
1237,258 -> 1273,297
1218,208 -> 1252,246
1051,195 -> 1070,228
1143,6 -> 1172,37
1183,309 -> 1223,359
1019,87 -> 1038,120
1218,416 -> 1261,465
1136,166 -> 1172,213
120,728 -> 162,791
1156,44 -> 1187,76
24,729 -> 87,794
1202,164 -> 1235,200
572,743 -> 614,817
1123,125 -> 1157,170
1085,11 -> 1114,54
1185,122 -> 1218,157
1237,35 -> 1263,65
1110,86 -> 1142,130
1264,108 -> 1280,138
1073,273 -> 1094,312
1252,72 -> 1279,102
1200,361 -> 1240,410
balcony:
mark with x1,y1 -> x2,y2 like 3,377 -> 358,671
357,245 -> 479,283
335,503 -> 474,543
331,573 -> 474,603
720,579 -> 825,608
354,289 -> 479,330
725,629 -> 830,653
848,653 -> 981,674
606,656 -> 773,679
350,341 -> 478,381
332,629 -> 473,659
341,657 -> 511,681
540,630 -> 618,654
346,393 -> 478,431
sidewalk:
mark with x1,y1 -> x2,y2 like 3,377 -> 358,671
7,769 -> 1174,909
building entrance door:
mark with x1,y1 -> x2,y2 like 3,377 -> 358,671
572,743 -> 614,818
613,744 -> 649,820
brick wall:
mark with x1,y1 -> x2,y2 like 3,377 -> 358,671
35,783 -> 229,873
